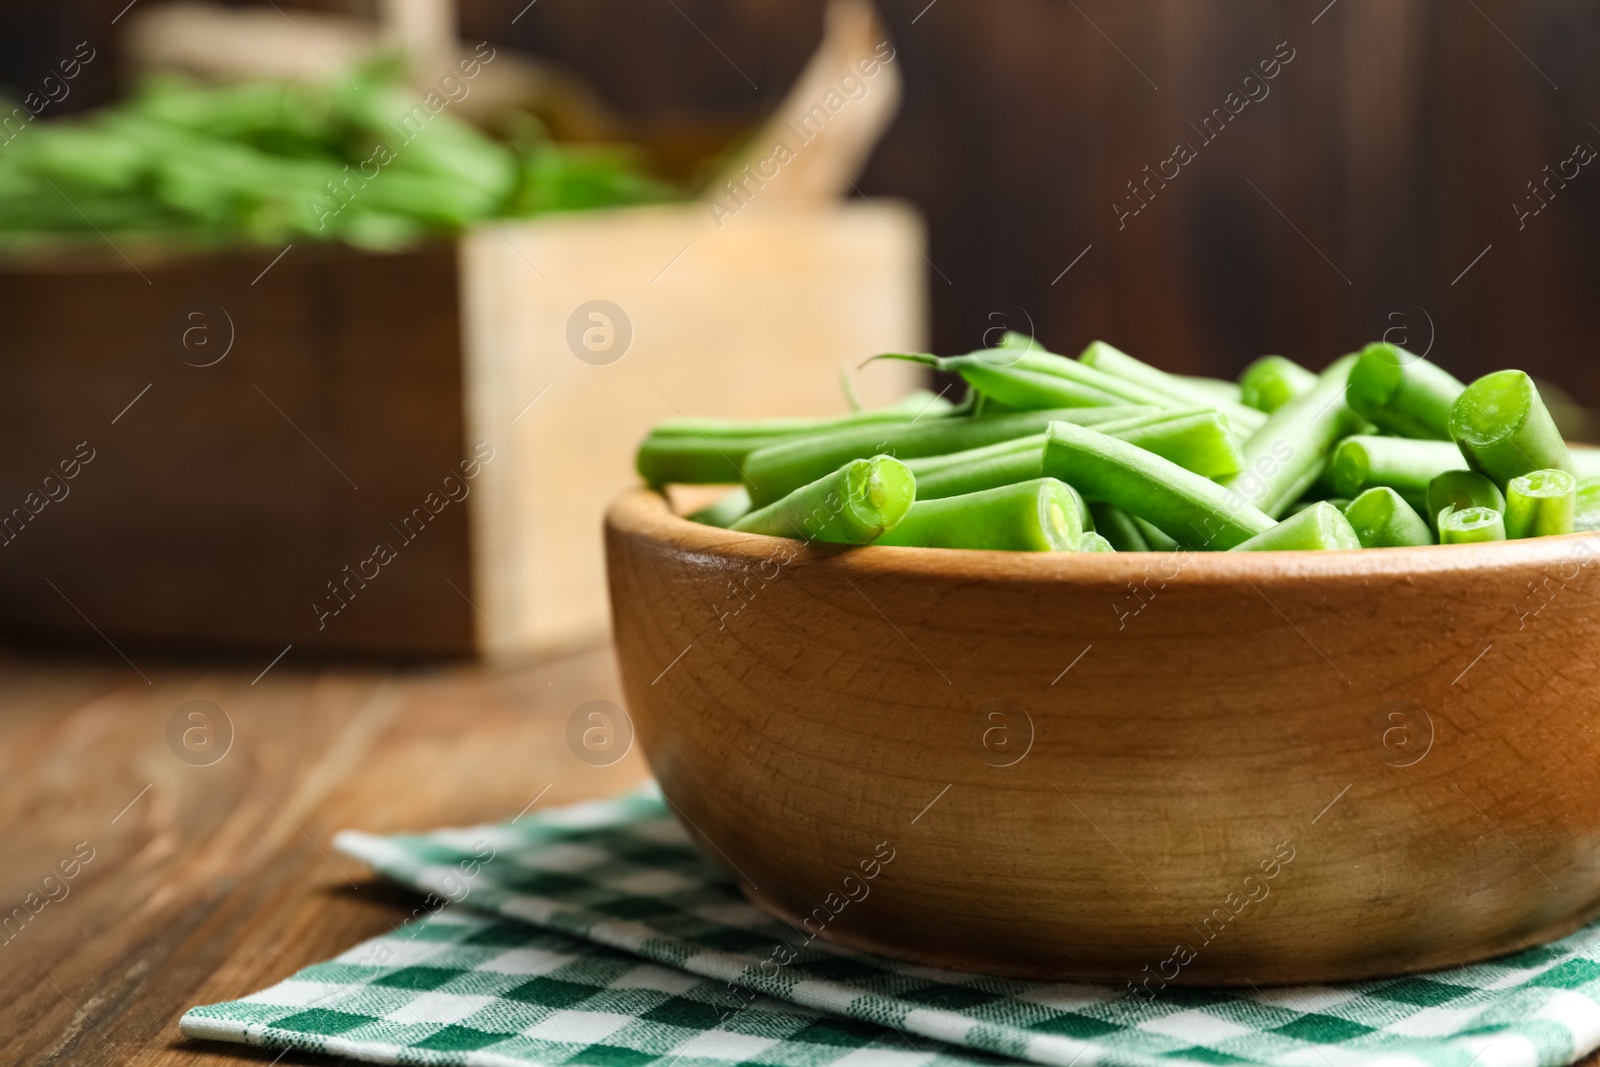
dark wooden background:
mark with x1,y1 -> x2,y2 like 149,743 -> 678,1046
5,0 -> 1599,391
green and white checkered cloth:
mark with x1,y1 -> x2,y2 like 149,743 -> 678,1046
181,909 -> 1008,1067
183,789 -> 1600,1067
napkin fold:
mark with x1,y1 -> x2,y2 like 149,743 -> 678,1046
183,789 -> 1600,1067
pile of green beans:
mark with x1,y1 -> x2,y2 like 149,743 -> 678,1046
0,68 -> 673,250
638,337 -> 1596,553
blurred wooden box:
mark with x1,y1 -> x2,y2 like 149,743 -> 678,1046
0,201 -> 925,661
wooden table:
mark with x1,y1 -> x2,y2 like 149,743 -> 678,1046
0,646 -> 646,1065
8,648 -> 1600,1067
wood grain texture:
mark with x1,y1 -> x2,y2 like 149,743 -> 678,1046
0,201 -> 924,664
0,241 -> 477,659
606,488 -> 1600,984
0,647 -> 647,1065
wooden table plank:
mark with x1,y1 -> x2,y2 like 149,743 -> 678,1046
0,647 -> 646,1065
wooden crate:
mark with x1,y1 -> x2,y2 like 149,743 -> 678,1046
0,201 -> 925,662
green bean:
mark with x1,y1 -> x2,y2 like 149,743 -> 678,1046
878,349 -> 1155,409
998,330 -> 1197,407
1229,502 -> 1361,552
1077,340 -> 1268,436
1449,370 -> 1573,484
905,408 -> 1237,500
899,436 -> 1092,533
1576,477 -> 1600,532
1426,470 -> 1506,531
1329,436 -> 1468,510
1440,506 -> 1506,544
1088,503 -> 1149,552
0,69 -> 673,246
648,390 -> 952,437
1289,497 -> 1351,515
1114,409 -> 1245,479
639,397 -> 956,485
638,433 -> 810,486
731,455 -> 914,544
1041,421 -> 1275,549
1343,488 -> 1434,548
875,478 -> 1083,551
687,487 -> 751,528
954,361 -> 1131,410
1346,343 -> 1465,439
1239,355 -> 1318,414
1078,532 -> 1117,552
904,436 -> 1042,500
741,406 -> 1151,507
1178,375 -> 1245,406
889,338 -> 1253,439
1505,469 -> 1577,539
1133,517 -> 1180,552
1222,354 -> 1365,517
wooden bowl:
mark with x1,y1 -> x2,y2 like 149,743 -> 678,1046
605,488 -> 1600,986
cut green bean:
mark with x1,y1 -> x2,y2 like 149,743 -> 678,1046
899,437 -> 1089,534
1426,470 -> 1506,531
874,478 -> 1082,551
1229,501 -> 1361,552
687,486 -> 751,528
1223,354 -> 1365,518
970,392 -> 1022,416
741,406 -> 1152,507
1329,436 -> 1468,510
731,455 -> 914,544
638,395 -> 955,484
637,434 -> 780,486
1288,497 -> 1351,515
955,361 -> 1132,410
1112,409 -> 1245,479
903,410 -> 1169,502
1133,516 -> 1180,552
646,390 -> 951,437
1078,531 -> 1117,552
997,337 -> 1258,441
907,408 -> 1240,503
908,406 -> 1240,494
1177,375 -> 1244,405
1239,356 -> 1318,414
1575,477 -> 1600,532
1042,421 -> 1275,549
1346,343 -> 1465,439
1077,340 -> 1268,436
1343,488 -> 1434,548
878,347 -> 1166,410
905,436 -> 1044,501
1439,506 -> 1506,544
642,337 -> 1591,553
1089,503 -> 1149,552
1504,469 -> 1577,539
1449,370 -> 1573,484
1000,330 -> 1198,410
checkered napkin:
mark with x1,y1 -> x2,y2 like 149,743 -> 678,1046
183,790 -> 1600,1067
180,909 -> 1008,1067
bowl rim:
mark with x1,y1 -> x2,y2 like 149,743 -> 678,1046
608,487 -> 1600,587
